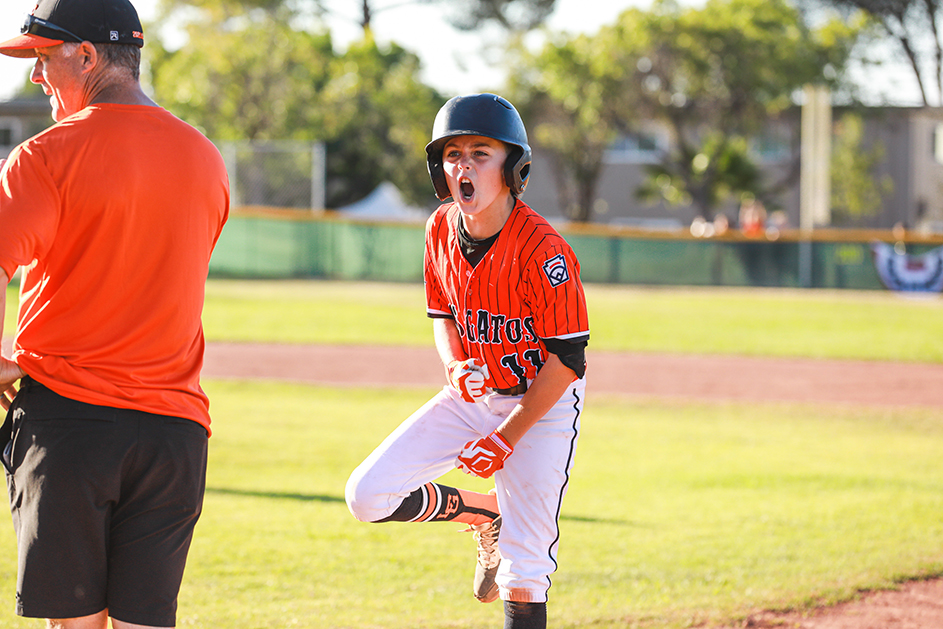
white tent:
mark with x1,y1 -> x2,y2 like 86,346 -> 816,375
336,182 -> 428,222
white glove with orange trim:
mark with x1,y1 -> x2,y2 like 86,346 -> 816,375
448,359 -> 489,403
456,431 -> 514,478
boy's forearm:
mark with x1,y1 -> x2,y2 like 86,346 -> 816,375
495,354 -> 576,447
433,317 -> 466,367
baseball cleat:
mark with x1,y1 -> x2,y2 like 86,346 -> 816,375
471,515 -> 502,603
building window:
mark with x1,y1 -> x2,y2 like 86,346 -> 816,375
0,117 -> 23,149
750,129 -> 792,164
605,128 -> 668,164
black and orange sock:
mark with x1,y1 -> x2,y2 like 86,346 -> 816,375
378,483 -> 499,525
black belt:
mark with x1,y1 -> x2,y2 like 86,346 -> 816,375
494,383 -> 527,396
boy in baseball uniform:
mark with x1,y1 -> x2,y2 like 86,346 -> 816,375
346,93 -> 589,629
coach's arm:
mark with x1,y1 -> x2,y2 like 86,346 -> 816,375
0,268 -> 25,411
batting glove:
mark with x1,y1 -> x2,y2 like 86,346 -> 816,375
448,359 -> 489,403
456,431 -> 513,478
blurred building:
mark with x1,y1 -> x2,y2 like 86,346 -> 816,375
0,98 -> 53,155
524,106 -> 943,234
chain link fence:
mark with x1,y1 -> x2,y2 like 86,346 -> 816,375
216,140 -> 326,211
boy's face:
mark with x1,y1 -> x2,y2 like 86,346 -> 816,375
442,135 -> 511,218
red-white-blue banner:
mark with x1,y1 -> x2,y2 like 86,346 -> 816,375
871,241 -> 943,293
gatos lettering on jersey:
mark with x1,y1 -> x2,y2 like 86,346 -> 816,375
452,305 -> 538,346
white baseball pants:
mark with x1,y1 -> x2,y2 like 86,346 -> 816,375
346,379 -> 585,603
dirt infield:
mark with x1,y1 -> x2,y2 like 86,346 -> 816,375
202,343 -> 943,408
733,579 -> 943,628
203,342 -> 943,628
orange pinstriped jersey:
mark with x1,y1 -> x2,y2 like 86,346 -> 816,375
424,199 -> 590,391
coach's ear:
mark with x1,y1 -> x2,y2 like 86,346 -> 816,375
77,41 -> 100,74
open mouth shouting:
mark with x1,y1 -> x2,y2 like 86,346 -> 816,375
460,177 -> 475,202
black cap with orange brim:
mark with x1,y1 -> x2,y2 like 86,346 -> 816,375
0,0 -> 144,59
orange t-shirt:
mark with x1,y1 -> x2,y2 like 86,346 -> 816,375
0,104 -> 230,433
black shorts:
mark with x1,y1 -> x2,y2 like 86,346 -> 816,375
2,377 -> 208,626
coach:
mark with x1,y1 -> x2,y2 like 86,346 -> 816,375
0,0 -> 229,627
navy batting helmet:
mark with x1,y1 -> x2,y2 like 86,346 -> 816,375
425,93 -> 532,201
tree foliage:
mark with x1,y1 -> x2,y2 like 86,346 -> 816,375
829,112 -> 893,222
507,33 -> 624,222
156,0 -> 557,32
148,17 -> 334,141
147,2 -> 444,208
155,0 -> 324,21
512,0 -> 862,222
443,0 -> 556,31
635,134 -> 763,216
618,0 -> 861,220
319,36 -> 445,207
345,0 -> 557,32
807,0 -> 943,106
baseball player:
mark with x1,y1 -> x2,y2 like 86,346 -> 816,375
346,93 -> 589,629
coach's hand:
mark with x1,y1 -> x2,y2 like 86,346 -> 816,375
456,431 -> 513,478
0,358 -> 23,412
448,359 -> 489,403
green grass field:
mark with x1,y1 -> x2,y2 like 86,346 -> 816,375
7,280 -> 943,361
0,281 -> 941,628
194,280 -> 943,362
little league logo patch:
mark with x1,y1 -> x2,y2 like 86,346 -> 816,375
542,254 -> 570,288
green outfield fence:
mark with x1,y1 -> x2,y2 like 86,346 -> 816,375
209,208 -> 943,289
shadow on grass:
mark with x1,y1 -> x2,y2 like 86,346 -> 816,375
206,488 -> 637,526
207,486 -> 345,503
561,514 -> 643,526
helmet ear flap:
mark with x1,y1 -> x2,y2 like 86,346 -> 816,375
504,146 -> 532,196
427,154 -> 451,200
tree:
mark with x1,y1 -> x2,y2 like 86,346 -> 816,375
806,0 -> 943,106
507,33 -> 625,222
147,3 -> 444,208
157,0 -> 558,33
319,35 -> 445,207
148,16 -> 334,141
338,0 -> 557,32
155,0 -> 323,19
829,112 -> 893,223
442,0 -> 556,31
612,0 -> 862,221
635,135 -> 763,218
511,0 -> 861,222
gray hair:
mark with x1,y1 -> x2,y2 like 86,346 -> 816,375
61,41 -> 141,81
94,43 -> 141,81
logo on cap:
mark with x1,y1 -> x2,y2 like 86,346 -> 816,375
110,31 -> 118,41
